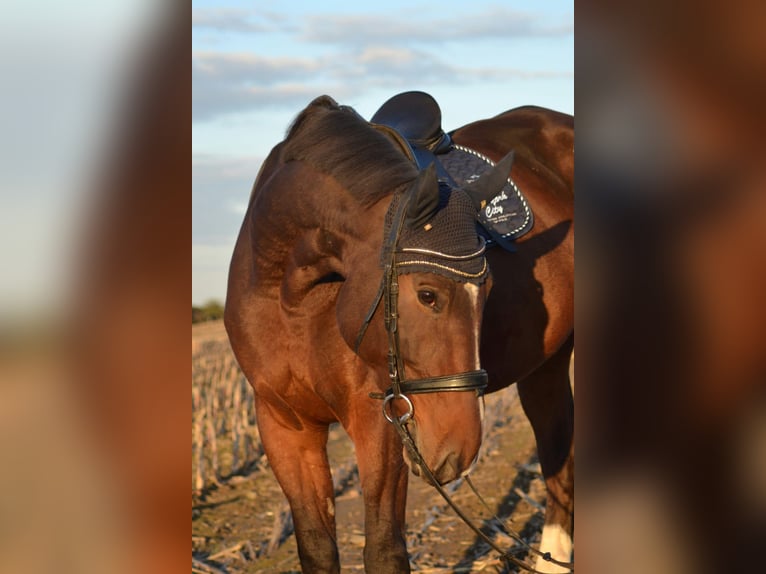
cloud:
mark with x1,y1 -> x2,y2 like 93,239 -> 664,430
191,6 -> 571,42
192,52 -> 328,120
194,51 -> 320,81
192,8 -> 289,34
333,45 -> 572,86
193,46 -> 571,122
191,6 -> 573,122
300,8 -> 572,45
193,82 -> 343,122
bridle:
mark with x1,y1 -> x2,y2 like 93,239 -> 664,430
354,200 -> 573,572
354,134 -> 573,573
354,171 -> 489,423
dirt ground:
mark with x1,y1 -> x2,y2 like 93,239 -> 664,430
192,320 -> 550,573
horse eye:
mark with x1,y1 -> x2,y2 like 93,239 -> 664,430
417,290 -> 437,307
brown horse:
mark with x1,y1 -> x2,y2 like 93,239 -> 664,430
225,95 -> 573,573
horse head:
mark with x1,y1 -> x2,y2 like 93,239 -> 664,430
339,154 -> 514,485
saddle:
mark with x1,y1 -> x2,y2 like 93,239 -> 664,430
371,92 -> 534,249
370,91 -> 453,155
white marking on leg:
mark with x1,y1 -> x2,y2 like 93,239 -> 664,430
535,524 -> 573,573
326,497 -> 335,518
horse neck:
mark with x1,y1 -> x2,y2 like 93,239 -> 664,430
250,161 -> 389,299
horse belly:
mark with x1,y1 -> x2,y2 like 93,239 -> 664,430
481,247 -> 573,390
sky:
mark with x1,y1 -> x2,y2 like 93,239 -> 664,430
192,0 -> 573,305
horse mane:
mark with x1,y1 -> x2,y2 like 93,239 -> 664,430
282,96 -> 418,206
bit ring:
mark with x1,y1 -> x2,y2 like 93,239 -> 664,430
382,393 -> 414,424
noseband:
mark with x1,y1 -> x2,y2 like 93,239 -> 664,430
355,170 -> 488,424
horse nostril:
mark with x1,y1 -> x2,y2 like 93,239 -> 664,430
433,452 -> 462,485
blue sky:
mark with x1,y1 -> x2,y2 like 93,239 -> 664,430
192,0 -> 573,304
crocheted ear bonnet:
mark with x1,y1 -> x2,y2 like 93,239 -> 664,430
382,181 -> 488,284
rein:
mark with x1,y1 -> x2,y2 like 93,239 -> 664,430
391,415 -> 575,573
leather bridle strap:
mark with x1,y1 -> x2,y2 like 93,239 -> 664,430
356,126 -> 489,406
353,278 -> 385,354
398,369 -> 488,394
353,180 -> 411,357
369,370 -> 488,399
382,184 -> 410,399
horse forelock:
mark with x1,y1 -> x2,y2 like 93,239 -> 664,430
282,96 -> 418,206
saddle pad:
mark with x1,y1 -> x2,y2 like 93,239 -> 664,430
438,144 -> 534,244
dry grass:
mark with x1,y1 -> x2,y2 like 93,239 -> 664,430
192,321 -> 262,495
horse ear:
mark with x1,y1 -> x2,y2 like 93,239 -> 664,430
405,162 -> 440,229
464,151 -> 515,211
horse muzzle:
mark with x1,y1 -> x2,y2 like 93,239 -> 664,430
404,419 -> 482,485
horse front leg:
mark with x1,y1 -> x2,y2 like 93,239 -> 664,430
346,403 -> 411,573
517,335 -> 575,573
256,399 -> 339,574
